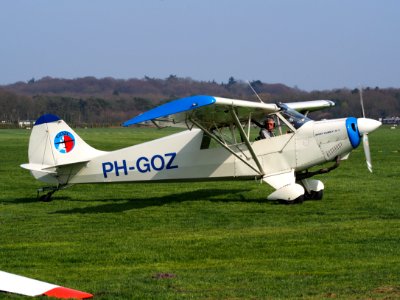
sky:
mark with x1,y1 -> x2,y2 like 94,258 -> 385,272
0,0 -> 399,91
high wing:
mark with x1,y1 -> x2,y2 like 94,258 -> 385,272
123,95 -> 334,129
123,95 -> 279,129
285,100 -> 335,113
0,270 -> 93,299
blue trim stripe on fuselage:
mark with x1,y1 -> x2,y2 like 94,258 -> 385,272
122,95 -> 216,126
345,117 -> 361,148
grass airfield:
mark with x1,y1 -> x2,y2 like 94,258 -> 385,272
0,126 -> 399,299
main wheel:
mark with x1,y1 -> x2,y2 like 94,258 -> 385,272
294,194 -> 304,204
312,190 -> 323,200
304,190 -> 323,200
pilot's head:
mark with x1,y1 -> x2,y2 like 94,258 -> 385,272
264,117 -> 275,131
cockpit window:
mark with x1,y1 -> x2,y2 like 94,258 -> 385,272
278,103 -> 311,129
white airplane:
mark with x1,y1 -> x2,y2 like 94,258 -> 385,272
21,95 -> 381,203
0,270 -> 92,299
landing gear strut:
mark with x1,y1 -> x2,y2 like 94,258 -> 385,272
296,156 -> 340,181
295,157 -> 340,202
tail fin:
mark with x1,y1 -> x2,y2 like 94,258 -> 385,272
21,114 -> 105,183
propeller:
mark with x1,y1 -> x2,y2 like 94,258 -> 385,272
357,87 -> 380,172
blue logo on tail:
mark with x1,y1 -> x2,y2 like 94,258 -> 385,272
54,131 -> 75,154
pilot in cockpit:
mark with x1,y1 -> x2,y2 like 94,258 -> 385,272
253,117 -> 275,140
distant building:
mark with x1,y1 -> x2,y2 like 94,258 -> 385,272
18,120 -> 34,129
379,117 -> 400,125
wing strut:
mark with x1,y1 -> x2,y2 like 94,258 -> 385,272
229,107 -> 265,175
190,118 -> 263,176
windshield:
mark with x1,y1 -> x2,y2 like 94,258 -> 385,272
278,103 -> 311,129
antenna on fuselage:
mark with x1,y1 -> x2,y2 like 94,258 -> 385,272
247,80 -> 265,103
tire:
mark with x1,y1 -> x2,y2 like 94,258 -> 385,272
311,190 -> 323,200
304,190 -> 323,201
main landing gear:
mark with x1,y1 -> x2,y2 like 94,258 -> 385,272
301,179 -> 324,201
271,157 -> 340,204
266,179 -> 325,205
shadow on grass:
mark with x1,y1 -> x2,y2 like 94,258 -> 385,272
50,188 -> 271,214
2,196 -> 72,204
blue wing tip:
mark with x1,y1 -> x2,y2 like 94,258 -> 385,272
34,114 -> 61,126
123,95 -> 215,127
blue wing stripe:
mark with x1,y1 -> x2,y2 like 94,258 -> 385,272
123,95 -> 216,126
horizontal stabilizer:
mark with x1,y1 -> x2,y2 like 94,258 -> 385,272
21,160 -> 90,173
20,163 -> 56,174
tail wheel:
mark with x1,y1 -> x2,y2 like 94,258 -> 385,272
38,191 -> 55,202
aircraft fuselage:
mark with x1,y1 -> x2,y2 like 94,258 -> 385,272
54,118 -> 354,185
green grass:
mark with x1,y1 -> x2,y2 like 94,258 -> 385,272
0,126 -> 399,299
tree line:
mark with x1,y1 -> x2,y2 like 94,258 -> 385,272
1,76 -> 399,127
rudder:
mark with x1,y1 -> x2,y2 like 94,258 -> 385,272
21,114 -> 105,183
